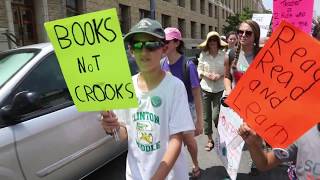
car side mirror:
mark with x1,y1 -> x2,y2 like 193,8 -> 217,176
0,91 -> 41,121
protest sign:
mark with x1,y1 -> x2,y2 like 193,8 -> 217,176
273,0 -> 314,33
252,13 -> 273,38
44,8 -> 138,111
226,20 -> 320,148
215,105 -> 244,180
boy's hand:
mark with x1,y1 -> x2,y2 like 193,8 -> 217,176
100,111 -> 120,134
238,123 -> 263,148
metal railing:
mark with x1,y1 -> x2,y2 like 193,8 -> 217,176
2,30 -> 19,49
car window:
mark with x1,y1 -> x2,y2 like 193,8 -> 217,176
0,50 -> 39,87
7,53 -> 72,119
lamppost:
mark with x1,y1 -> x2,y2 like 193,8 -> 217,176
150,0 -> 156,19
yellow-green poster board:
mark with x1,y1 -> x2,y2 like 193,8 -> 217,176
44,8 -> 138,111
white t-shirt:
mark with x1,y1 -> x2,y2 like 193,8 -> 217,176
274,125 -> 320,180
115,73 -> 195,180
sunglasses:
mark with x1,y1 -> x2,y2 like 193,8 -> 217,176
131,41 -> 164,51
237,30 -> 253,37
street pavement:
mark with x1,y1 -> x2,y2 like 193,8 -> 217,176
86,129 -> 290,180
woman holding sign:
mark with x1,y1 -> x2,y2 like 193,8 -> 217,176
224,20 -> 261,95
223,20 -> 261,176
101,18 -> 194,180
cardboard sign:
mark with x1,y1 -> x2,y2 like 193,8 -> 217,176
226,21 -> 320,148
215,105 -> 244,180
252,13 -> 273,38
273,0 -> 314,33
44,9 -> 138,111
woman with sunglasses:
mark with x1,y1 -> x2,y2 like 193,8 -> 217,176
197,31 -> 227,152
223,20 -> 261,176
161,27 -> 203,178
100,19 -> 195,180
224,20 -> 261,96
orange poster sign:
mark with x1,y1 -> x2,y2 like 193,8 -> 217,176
226,20 -> 320,148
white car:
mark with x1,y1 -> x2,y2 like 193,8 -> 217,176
0,43 -> 127,180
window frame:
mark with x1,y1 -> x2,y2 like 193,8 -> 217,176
0,51 -> 73,127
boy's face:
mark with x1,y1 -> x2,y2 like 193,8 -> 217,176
130,34 -> 165,73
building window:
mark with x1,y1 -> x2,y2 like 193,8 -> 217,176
190,0 -> 196,11
191,21 -> 196,39
200,0 -> 205,14
215,26 -> 218,32
178,18 -> 186,37
209,3 -> 213,17
201,24 -> 206,39
214,6 -> 218,19
139,9 -> 151,19
161,14 -> 171,28
177,0 -> 185,7
209,26 -> 213,32
119,4 -> 130,34
163,0 -> 170,2
66,0 -> 83,17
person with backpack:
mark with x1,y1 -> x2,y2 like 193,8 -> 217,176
224,19 -> 261,176
197,31 -> 227,152
160,27 -> 203,178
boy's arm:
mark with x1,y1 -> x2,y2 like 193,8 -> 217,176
238,123 -> 282,171
151,133 -> 183,180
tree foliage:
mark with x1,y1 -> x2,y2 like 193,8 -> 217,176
222,7 -> 255,34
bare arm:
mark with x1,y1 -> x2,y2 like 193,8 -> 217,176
238,123 -> 282,171
224,54 -> 232,95
151,133 -> 183,180
191,87 -> 203,136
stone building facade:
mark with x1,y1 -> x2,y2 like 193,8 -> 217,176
0,0 -> 264,51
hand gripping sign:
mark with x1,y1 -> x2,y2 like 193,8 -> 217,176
226,20 -> 320,148
44,9 -> 138,112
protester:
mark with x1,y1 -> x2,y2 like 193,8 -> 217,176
197,31 -> 226,152
312,22 -> 320,41
238,122 -> 320,180
224,20 -> 261,96
225,31 -> 238,54
223,20 -> 261,175
161,27 -> 203,178
100,18 -> 194,180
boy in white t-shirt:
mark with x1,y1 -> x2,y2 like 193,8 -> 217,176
101,18 -> 194,180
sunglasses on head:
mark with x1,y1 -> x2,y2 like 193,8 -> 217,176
237,30 -> 253,37
131,41 -> 164,51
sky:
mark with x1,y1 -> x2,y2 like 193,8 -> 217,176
262,0 -> 320,17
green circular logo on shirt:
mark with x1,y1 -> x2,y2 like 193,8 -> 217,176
151,96 -> 161,107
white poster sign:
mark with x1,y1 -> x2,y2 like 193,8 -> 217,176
252,13 -> 273,38
215,105 -> 245,180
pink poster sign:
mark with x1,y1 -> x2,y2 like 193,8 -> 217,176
273,0 -> 314,33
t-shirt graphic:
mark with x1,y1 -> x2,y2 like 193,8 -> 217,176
134,111 -> 161,152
